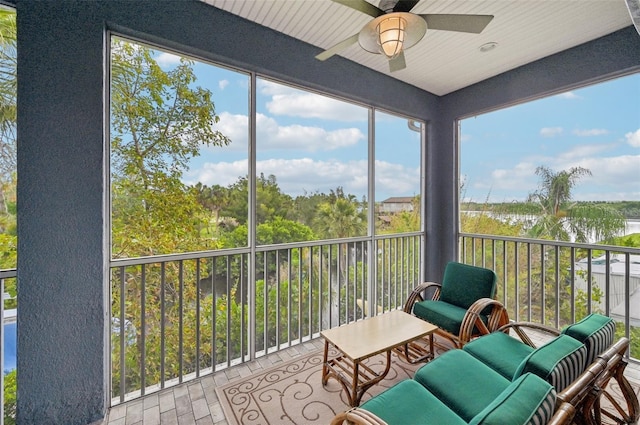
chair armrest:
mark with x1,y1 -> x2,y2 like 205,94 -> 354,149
496,322 -> 561,348
403,281 -> 441,314
459,298 -> 509,345
330,408 -> 388,425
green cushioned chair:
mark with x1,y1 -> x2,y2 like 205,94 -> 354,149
359,379 -> 467,425
468,373 -> 557,425
461,331 -> 535,380
357,349 -> 557,425
403,262 -> 509,349
561,313 -> 616,365
561,314 -> 638,424
414,349 -> 511,422
465,333 -> 586,392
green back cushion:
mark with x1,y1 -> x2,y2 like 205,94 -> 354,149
415,349 -> 510,422
469,373 -> 557,425
464,331 -> 535,380
360,379 -> 467,425
561,313 -> 616,365
439,262 -> 497,309
514,334 -> 587,392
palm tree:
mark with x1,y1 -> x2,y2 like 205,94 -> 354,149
316,197 -> 367,239
527,165 -> 625,243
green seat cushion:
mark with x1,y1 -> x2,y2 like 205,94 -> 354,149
469,373 -> 557,425
464,332 -> 535,380
413,300 -> 489,336
360,379 -> 467,425
561,313 -> 616,365
413,300 -> 467,335
414,349 -> 510,422
439,262 -> 497,309
514,334 -> 587,392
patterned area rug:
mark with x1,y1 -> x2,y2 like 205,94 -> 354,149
216,343 -> 441,425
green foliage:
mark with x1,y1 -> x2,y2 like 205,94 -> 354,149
315,188 -> 367,239
218,174 -> 294,228
3,369 -> 16,425
110,38 -> 229,258
526,166 -> 625,243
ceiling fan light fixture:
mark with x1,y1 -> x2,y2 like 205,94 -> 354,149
377,15 -> 406,58
359,12 -> 427,57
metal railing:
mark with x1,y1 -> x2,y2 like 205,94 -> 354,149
110,233 -> 422,403
459,232 -> 640,359
4,232 -> 640,411
0,268 -> 17,425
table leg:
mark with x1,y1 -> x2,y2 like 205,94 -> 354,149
322,339 -> 329,385
352,350 -> 393,407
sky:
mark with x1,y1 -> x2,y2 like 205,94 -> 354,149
461,74 -> 640,203
151,46 -> 638,204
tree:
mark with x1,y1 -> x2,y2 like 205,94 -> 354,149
109,39 -> 234,397
0,8 -> 16,245
110,38 -> 230,257
314,188 -> 367,239
0,9 -> 15,187
527,166 -> 625,243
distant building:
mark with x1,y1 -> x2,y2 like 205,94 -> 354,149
379,197 -> 415,214
574,254 -> 640,324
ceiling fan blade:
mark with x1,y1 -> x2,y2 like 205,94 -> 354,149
388,51 -> 406,72
392,0 -> 420,13
420,14 -> 494,34
331,0 -> 384,18
315,33 -> 360,61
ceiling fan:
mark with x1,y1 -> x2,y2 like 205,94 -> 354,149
316,0 -> 494,72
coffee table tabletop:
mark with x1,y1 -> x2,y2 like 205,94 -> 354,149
321,310 -> 437,361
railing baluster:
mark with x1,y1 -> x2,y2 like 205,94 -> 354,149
196,260 -> 201,378
554,245 -> 560,328
160,263 -> 166,388
179,260 -> 184,381
119,266 -> 126,402
214,257 -> 218,372
140,265 -> 146,396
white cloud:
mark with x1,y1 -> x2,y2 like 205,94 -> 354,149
485,162 -> 537,192
559,155 -> 640,188
219,80 -> 230,90
556,91 -> 581,100
557,144 -> 612,160
213,112 -> 364,152
259,80 -> 367,122
626,129 -> 640,147
572,128 -> 609,137
540,127 -> 563,137
186,157 -> 419,198
156,52 -> 181,66
184,160 -> 248,188
481,153 -> 640,202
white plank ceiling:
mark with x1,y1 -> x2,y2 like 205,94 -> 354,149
203,0 -> 635,96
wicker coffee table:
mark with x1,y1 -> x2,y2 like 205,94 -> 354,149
321,310 -> 437,407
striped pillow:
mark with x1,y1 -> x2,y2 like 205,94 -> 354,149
528,386 -> 557,425
562,313 -> 616,365
469,373 -> 556,425
514,334 -> 587,392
